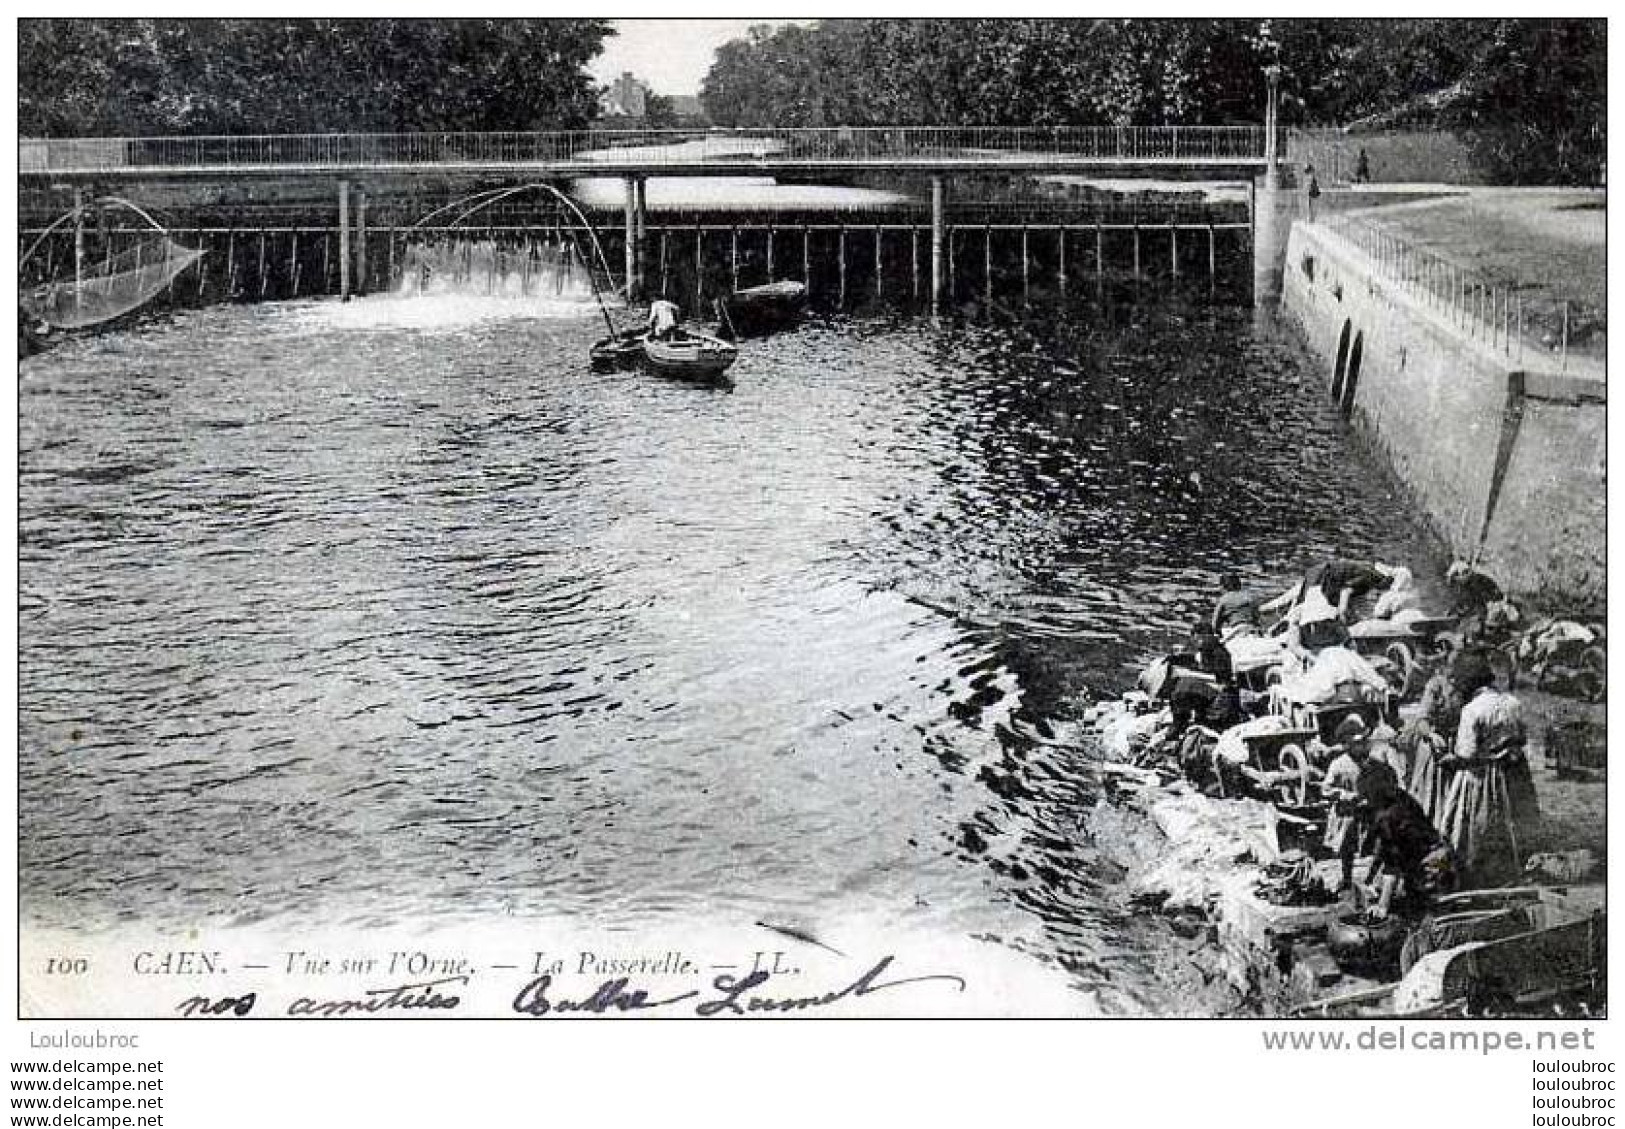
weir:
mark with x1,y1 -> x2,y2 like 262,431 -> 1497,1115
397,238 -> 591,299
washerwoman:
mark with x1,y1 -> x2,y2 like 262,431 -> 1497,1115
1435,652 -> 1539,884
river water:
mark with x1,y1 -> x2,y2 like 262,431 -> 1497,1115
18,292 -> 1439,1014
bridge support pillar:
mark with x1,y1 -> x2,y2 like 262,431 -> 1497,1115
929,176 -> 946,322
338,179 -> 352,301
624,176 -> 648,304
635,177 -> 648,298
1251,174 -> 1294,308
624,177 -> 636,303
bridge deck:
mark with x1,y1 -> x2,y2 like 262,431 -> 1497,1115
23,158 -> 1270,182
19,126 -> 1271,181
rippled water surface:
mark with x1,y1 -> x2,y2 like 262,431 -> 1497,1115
19,294 -> 1436,1013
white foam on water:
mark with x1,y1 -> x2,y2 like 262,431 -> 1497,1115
273,292 -> 621,335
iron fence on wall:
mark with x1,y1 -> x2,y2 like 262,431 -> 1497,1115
1323,214 -> 1595,371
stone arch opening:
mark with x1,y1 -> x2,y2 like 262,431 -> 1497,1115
1331,319 -> 1353,402
1340,331 -> 1364,415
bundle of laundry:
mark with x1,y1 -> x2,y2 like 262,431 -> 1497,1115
1274,646 -> 1389,706
1226,632 -> 1288,675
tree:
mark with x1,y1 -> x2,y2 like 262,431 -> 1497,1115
642,94 -> 679,129
693,18 -> 1604,183
18,19 -> 613,135
1444,20 -> 1605,184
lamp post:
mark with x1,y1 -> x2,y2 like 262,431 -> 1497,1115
1263,65 -> 1281,189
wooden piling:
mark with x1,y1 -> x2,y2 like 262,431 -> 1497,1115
196,226 -> 208,301
226,231 -> 237,299
930,175 -> 946,320
659,229 -> 670,297
289,232 -> 301,296
1095,220 -> 1104,299
984,224 -> 993,308
1169,221 -> 1178,279
322,234 -> 332,293
694,224 -> 704,308
838,225 -> 848,308
72,188 -> 85,321
730,226 -> 739,293
1021,225 -> 1030,304
766,226 -> 775,280
801,224 -> 811,285
1058,227 -> 1067,297
1207,223 -> 1216,294
355,190 -> 368,295
257,231 -> 268,298
339,179 -> 351,299
911,227 -> 921,303
874,226 -> 883,301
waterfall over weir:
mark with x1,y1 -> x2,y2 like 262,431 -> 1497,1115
396,237 -> 599,301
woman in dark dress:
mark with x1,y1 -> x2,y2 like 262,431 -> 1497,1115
1360,769 -> 1459,921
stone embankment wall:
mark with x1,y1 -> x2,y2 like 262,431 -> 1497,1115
1279,223 -> 1605,611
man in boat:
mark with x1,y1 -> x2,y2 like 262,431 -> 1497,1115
647,297 -> 682,340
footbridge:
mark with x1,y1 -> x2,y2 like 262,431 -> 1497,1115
20,125 -> 1271,181
21,125 -> 1286,315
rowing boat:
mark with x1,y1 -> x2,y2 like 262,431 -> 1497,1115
641,332 -> 739,382
590,327 -> 647,371
720,280 -> 807,336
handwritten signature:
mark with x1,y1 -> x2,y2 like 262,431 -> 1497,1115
175,956 -> 966,1018
512,956 -> 966,1017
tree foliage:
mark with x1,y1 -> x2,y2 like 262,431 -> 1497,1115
19,19 -> 613,135
1441,20 -> 1607,183
698,19 -> 1603,182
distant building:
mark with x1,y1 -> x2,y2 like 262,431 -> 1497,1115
602,71 -> 649,119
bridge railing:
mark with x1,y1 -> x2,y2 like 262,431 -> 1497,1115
21,126 -> 1268,172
